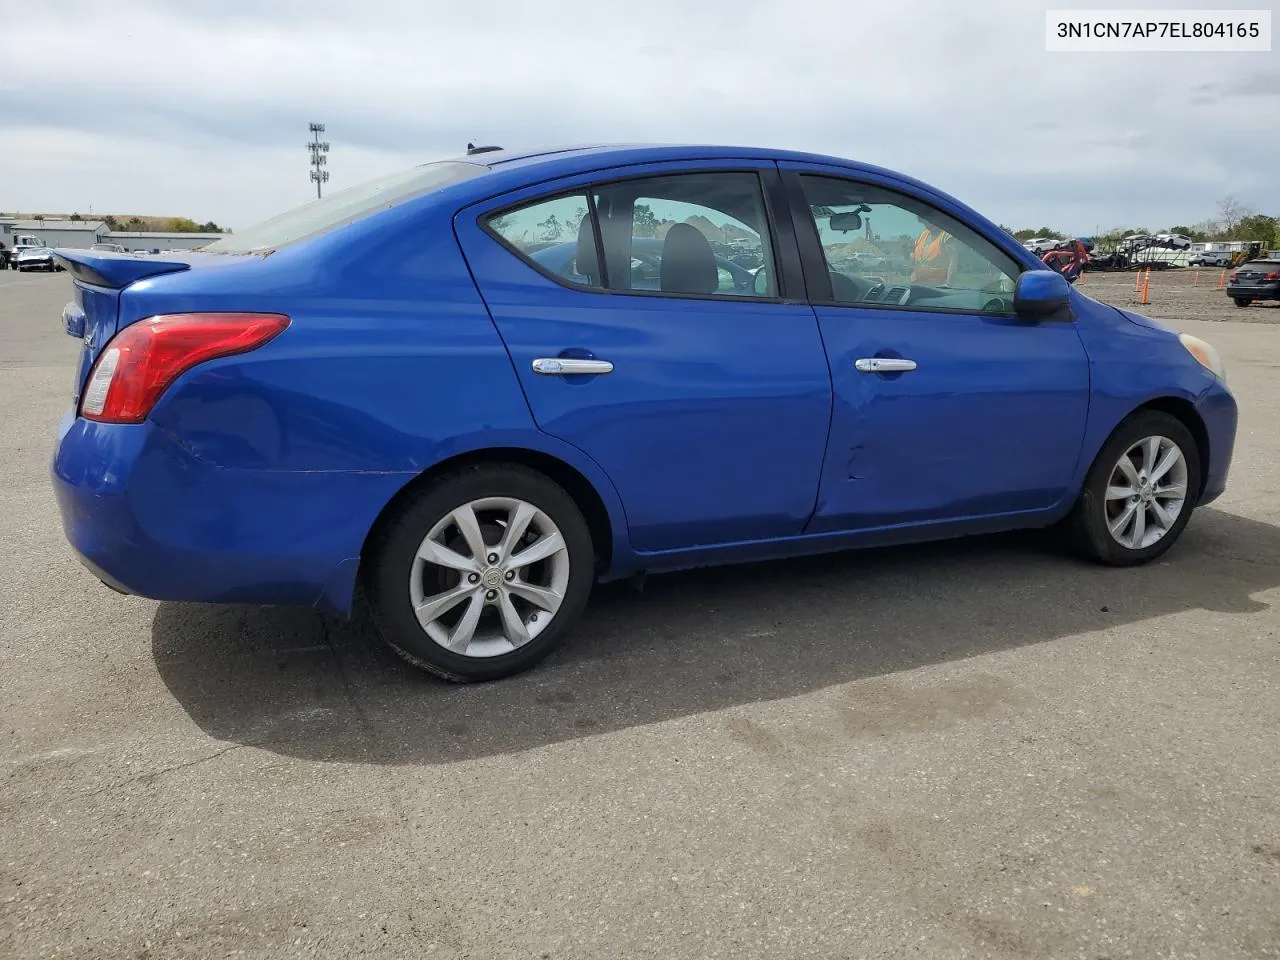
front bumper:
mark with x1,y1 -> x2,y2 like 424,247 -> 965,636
51,409 -> 410,615
1226,282 -> 1280,301
1196,379 -> 1237,506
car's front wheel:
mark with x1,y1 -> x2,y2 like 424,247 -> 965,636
1233,297 -> 1252,308
1066,411 -> 1201,566
365,464 -> 595,682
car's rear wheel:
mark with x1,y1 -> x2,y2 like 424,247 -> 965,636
1066,411 -> 1201,566
1233,297 -> 1252,308
366,464 -> 595,682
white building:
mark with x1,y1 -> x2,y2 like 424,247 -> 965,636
0,218 -> 108,249
0,218 -> 226,253
102,232 -> 226,253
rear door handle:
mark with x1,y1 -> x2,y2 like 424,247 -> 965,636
532,358 -> 614,376
855,357 -> 917,373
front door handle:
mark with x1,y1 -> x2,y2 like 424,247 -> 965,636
532,357 -> 614,376
855,357 -> 917,373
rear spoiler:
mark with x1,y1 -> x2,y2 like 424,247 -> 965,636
53,248 -> 191,289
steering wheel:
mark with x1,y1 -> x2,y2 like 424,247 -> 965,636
752,266 -> 771,296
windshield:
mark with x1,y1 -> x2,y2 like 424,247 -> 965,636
203,160 -> 488,254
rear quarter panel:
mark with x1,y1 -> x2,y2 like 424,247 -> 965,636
138,201 -> 524,473
126,197 -> 629,582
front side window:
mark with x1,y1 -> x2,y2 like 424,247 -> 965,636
798,175 -> 1019,313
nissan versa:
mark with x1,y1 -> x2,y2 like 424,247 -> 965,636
51,144 -> 1237,681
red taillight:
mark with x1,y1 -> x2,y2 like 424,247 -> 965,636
1265,272 -> 1280,280
80,313 -> 290,423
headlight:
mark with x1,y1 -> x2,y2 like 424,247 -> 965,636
1179,333 -> 1226,381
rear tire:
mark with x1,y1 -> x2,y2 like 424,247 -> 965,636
1233,297 -> 1251,308
1066,411 -> 1201,566
365,463 -> 595,682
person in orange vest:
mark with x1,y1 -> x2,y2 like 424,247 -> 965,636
911,221 -> 957,286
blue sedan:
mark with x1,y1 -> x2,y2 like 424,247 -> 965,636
51,144 -> 1237,681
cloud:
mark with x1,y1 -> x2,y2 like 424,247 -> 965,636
0,0 -> 1275,232
1191,69 -> 1280,104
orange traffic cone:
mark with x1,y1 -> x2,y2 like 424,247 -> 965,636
1194,270 -> 1200,286
1134,270 -> 1142,292
1217,269 -> 1226,289
1141,270 -> 1151,305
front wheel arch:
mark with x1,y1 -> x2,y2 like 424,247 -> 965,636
1127,397 -> 1211,501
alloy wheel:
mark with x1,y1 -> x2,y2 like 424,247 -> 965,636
408,496 -> 570,658
1104,435 -> 1189,550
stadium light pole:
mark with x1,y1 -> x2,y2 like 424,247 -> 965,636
308,122 -> 330,199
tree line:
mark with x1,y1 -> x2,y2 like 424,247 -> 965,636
0,212 -> 227,233
99,215 -> 227,234
1003,196 -> 1277,248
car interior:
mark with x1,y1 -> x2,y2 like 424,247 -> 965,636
590,173 -> 775,298
798,176 -> 1018,314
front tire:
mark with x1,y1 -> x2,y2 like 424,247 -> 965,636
1233,297 -> 1251,308
365,464 -> 595,682
1066,411 -> 1201,566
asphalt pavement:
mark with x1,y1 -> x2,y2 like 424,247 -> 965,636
2,272 -> 1278,959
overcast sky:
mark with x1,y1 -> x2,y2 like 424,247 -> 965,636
1,0 -> 1275,234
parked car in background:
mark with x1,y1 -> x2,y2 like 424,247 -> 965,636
7,234 -> 45,267
51,143 -> 1237,682
90,243 -> 126,254
13,247 -> 61,272
1226,258 -> 1280,307
1023,237 -> 1059,255
1190,251 -> 1231,267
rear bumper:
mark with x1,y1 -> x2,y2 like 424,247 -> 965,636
1226,283 -> 1280,301
51,410 -> 411,615
1196,380 -> 1237,506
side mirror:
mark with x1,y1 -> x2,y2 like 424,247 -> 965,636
1014,270 -> 1071,319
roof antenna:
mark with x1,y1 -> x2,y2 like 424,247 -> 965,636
466,143 -> 503,156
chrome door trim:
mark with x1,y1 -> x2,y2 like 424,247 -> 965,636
855,357 -> 917,373
532,357 -> 614,376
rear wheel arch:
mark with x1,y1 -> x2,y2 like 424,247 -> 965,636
360,447 -> 617,578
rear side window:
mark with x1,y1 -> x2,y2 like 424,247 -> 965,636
203,160 -> 486,254
595,172 -> 775,298
487,193 -> 603,289
487,171 -> 777,299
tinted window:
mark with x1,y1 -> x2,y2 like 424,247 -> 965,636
203,161 -> 486,255
593,172 -> 776,298
488,193 -> 602,289
798,175 -> 1019,313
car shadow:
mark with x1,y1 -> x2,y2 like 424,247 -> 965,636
152,507 -> 1280,766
